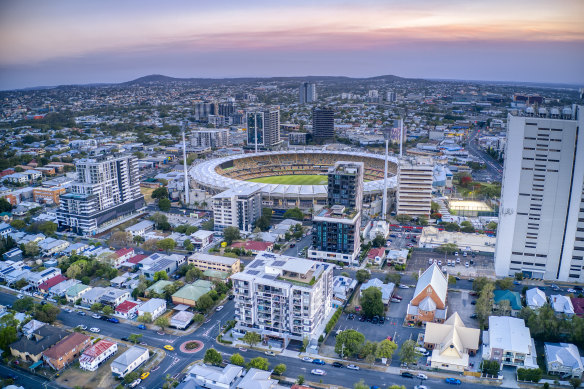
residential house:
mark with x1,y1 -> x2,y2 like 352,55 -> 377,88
494,290 -> 522,315
482,316 -> 538,368
99,287 -> 130,307
137,298 -> 166,320
188,253 -> 240,274
237,368 -> 280,389
367,247 -> 386,265
231,241 -> 273,254
43,332 -> 91,371
48,279 -> 81,297
406,263 -> 448,324
203,269 -> 230,283
171,311 -> 194,330
66,283 -> 92,303
172,280 -> 214,307
113,248 -> 135,268
544,343 -> 584,378
0,222 -> 12,238
526,288 -> 547,310
21,320 -> 46,338
79,340 -> 118,371
572,298 -> 584,317
28,267 -> 62,288
125,220 -> 155,237
423,313 -> 480,372
110,346 -> 149,378
360,278 -> 395,306
81,287 -> 107,306
115,300 -> 139,319
3,248 -> 23,262
191,230 -> 214,249
140,253 -> 186,280
38,275 -> 67,294
550,295 -> 575,316
146,280 -> 173,296
10,325 -> 68,363
186,363 -> 244,389
38,238 -> 69,256
387,249 -> 409,265
332,276 -> 357,308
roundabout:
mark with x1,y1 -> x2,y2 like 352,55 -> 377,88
179,340 -> 204,354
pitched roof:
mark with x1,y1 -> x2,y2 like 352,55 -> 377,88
38,274 -> 67,291
79,340 -> 116,364
550,295 -> 574,314
487,316 -> 532,354
494,290 -> 522,310
115,300 -> 139,313
42,332 -> 90,359
189,363 -> 243,385
115,248 -> 133,257
127,254 -> 147,264
526,288 -> 547,308
232,241 -> 273,251
424,312 -> 480,352
111,346 -> 148,371
172,280 -> 213,302
571,298 -> 584,316
544,343 -> 584,370
10,325 -> 68,356
413,263 -> 447,304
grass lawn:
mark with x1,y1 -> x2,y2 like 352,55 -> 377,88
247,174 -> 327,185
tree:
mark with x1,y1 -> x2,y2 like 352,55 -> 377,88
355,269 -> 370,284
376,339 -> 398,361
436,243 -> 458,254
475,282 -> 495,328
66,263 -> 83,279
569,378 -> 582,389
152,187 -> 169,200
124,371 -> 140,384
128,334 -> 142,344
230,353 -> 245,366
448,275 -> 457,285
481,359 -> 500,376
137,312 -> 153,323
418,216 -> 428,226
159,198 -> 171,212
399,339 -> 421,365
273,363 -> 286,375
443,222 -> 460,232
13,297 -> 35,312
201,219 -> 214,231
431,201 -> 440,213
109,231 -> 133,247
395,214 -> 412,224
155,316 -> 170,332
486,221 -> 498,231
242,331 -> 262,348
22,241 -> 39,258
0,197 -> 13,212
157,238 -> 176,253
473,277 -> 493,292
335,329 -> 365,357
37,221 -> 57,236
133,235 -> 145,245
34,304 -> 60,323
385,272 -> 401,285
223,226 -> 240,245
297,375 -> 305,385
90,302 -> 103,312
10,219 -> 26,230
186,267 -> 203,283
495,277 -> 514,290
102,305 -> 113,316
0,325 -> 17,356
283,207 -> 304,220
248,357 -> 270,371
154,270 -> 169,281
194,313 -> 205,323
203,348 -> 223,365
150,212 -> 168,228
142,239 -> 159,251
196,293 -> 214,312
354,380 -> 369,389
183,239 -> 194,252
361,287 -> 384,318
495,300 -> 512,317
372,234 -> 386,248
362,341 -> 378,366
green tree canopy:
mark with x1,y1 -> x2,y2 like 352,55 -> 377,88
273,363 -> 286,375
376,339 -> 398,360
203,348 -> 223,365
335,329 -> 365,357
230,353 -> 245,366
355,269 -> 370,284
361,286 -> 384,318
158,198 -> 171,212
156,238 -> 176,253
223,226 -> 241,245
399,339 -> 421,365
283,207 -> 304,221
248,357 -> 270,371
242,331 -> 262,348
152,187 -> 169,200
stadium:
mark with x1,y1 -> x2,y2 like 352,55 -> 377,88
190,150 -> 399,212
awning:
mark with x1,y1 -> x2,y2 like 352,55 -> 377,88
30,360 -> 43,370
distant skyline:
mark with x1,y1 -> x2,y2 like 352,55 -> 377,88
0,0 -> 583,90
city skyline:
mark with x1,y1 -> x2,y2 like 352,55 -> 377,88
0,0 -> 583,90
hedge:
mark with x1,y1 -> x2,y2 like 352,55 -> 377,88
517,368 -> 542,383
325,308 -> 343,334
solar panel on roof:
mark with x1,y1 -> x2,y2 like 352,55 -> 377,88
247,270 -> 259,275
272,260 -> 286,267
262,274 -> 276,280
249,261 -> 263,268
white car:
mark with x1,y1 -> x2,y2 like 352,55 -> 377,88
77,324 -> 87,330
216,305 -> 224,312
347,364 -> 360,370
265,351 -> 275,356
417,373 -> 428,380
91,314 -> 101,319
17,294 -> 23,299
89,327 -> 100,333
129,379 -> 142,388
465,262 -> 470,268
302,356 -> 313,363
398,284 -> 410,289
567,288 -> 577,293
238,347 -> 247,352
454,252 -> 459,256
311,369 -> 326,376
415,386 -> 428,389
438,260 -> 442,266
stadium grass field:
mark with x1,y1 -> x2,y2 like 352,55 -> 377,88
247,174 -> 327,185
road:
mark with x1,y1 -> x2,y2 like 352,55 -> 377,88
466,127 -> 503,182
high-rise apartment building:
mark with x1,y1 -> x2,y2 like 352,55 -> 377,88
246,109 -> 281,150
386,91 -> 397,102
396,157 -> 433,217
495,106 -> 584,281
57,154 -> 145,236
212,187 -> 262,234
231,251 -> 333,344
309,162 -> 363,264
194,102 -> 218,121
191,129 -> 230,148
299,82 -> 317,104
312,107 -> 335,143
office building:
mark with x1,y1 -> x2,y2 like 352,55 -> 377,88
194,102 -> 218,121
309,162 -> 363,264
212,187 -> 262,233
495,107 -> 584,281
312,107 -> 335,143
299,82 -> 317,104
231,252 -> 333,345
396,157 -> 433,217
188,252 -> 240,274
191,128 -> 230,148
246,108 -> 281,150
56,154 -> 145,236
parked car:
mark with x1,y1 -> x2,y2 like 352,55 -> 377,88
228,295 -> 235,300
392,295 -> 403,300
471,300 -> 477,305
312,359 -> 325,365
89,327 -> 100,333
137,324 -> 147,330
129,379 -> 142,388
398,284 -> 409,289
567,288 -> 577,293
415,386 -> 428,389
216,305 -> 224,311
379,317 -> 385,324
77,324 -> 87,330
372,316 -> 379,324
416,347 -> 429,356
108,317 -> 119,323
348,313 -> 355,320
417,373 -> 428,380
238,347 -> 247,352
311,369 -> 326,376
465,262 -> 469,267
264,351 -> 275,356
445,378 -> 462,385
302,357 -> 313,363
347,364 -> 360,370
401,372 -> 414,378
391,298 -> 401,303
91,314 -> 101,319
332,362 -> 344,368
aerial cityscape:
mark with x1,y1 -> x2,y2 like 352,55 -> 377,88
0,1 -> 583,389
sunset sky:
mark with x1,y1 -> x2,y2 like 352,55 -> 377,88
0,0 -> 583,89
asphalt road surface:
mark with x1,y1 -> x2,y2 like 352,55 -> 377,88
467,128 -> 503,182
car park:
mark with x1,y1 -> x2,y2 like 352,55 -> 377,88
347,364 -> 360,370
445,378 -> 462,385
312,359 -> 325,365
311,369 -> 325,376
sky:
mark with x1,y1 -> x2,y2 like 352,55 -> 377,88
0,0 -> 583,90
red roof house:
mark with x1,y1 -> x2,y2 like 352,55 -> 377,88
367,247 -> 386,261
571,297 -> 584,316
79,340 -> 118,371
231,241 -> 273,254
38,275 -> 67,294
127,254 -> 147,265
115,300 -> 139,318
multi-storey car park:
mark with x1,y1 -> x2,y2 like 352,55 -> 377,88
189,150 -> 398,213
